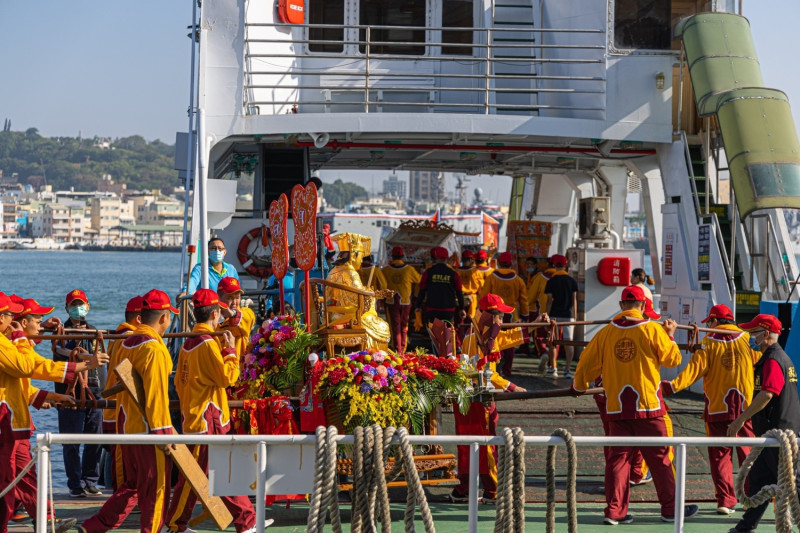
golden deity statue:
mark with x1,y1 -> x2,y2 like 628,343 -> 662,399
325,233 -> 391,349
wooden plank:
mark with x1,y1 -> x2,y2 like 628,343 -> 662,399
113,359 -> 234,530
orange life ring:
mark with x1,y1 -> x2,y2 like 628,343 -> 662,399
237,226 -> 273,278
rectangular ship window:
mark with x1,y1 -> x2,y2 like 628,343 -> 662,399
613,0 -> 671,50
359,0 -> 425,55
442,0 -> 473,55
309,0 -> 344,53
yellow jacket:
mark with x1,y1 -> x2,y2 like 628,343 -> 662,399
219,306 -> 256,362
382,261 -> 421,305
0,333 -> 37,439
475,264 -> 494,283
12,335 -> 77,411
461,312 -> 523,391
102,322 -> 137,432
527,268 -> 555,313
479,269 -> 530,319
176,323 -> 240,434
668,324 -> 761,422
359,266 -> 388,292
573,309 -> 681,420
116,324 -> 174,435
457,267 -> 484,296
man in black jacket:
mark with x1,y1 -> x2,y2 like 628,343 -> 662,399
415,247 -> 465,332
727,313 -> 800,533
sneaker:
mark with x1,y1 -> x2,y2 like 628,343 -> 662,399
32,518 -> 78,533
603,515 -> 633,525
242,519 -> 274,532
630,471 -> 653,486
546,368 -> 559,378
537,353 -> 549,373
481,494 -> 496,505
727,528 -> 755,533
69,488 -> 87,499
83,482 -> 102,495
11,507 -> 29,522
563,370 -> 573,379
717,506 -> 736,515
661,504 -> 699,522
448,490 -> 470,503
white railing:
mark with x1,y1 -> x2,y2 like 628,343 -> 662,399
243,23 -> 606,116
35,432 -> 783,533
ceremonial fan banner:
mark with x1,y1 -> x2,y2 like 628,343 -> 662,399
269,194 -> 289,313
291,182 -> 318,331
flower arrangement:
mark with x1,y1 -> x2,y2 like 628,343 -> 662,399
313,348 -> 472,434
236,314 -> 318,399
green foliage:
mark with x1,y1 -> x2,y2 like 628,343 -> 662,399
322,178 -> 368,209
0,130 -> 177,192
265,315 -> 319,391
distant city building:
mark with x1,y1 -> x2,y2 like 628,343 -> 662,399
91,196 -> 124,242
382,174 -> 406,199
409,171 -> 445,203
137,199 -> 183,226
33,204 -> 84,243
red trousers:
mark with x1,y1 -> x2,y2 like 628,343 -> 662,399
605,417 -> 675,519
166,443 -> 256,532
707,419 -> 754,508
453,402 -> 499,497
82,444 -> 170,533
598,406 -> 645,482
386,300 -> 411,353
12,439 -> 54,520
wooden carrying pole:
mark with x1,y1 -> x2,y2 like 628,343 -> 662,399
113,359 -> 233,530
491,386 -> 604,402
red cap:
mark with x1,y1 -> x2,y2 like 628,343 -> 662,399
432,246 -> 449,259
391,246 -> 405,258
125,296 -> 144,313
701,304 -> 734,324
14,298 -> 55,319
550,254 -> 568,267
217,277 -> 244,295
192,288 -> 228,309
462,250 -> 475,260
620,285 -> 646,302
65,289 -> 88,306
141,289 -> 178,314
479,293 -> 515,314
0,292 -> 24,315
497,251 -> 514,265
476,250 -> 488,261
643,298 -> 661,320
739,314 -> 782,334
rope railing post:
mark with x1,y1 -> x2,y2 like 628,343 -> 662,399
36,434 -> 49,533
468,442 -> 480,533
256,441 -> 267,533
673,443 -> 687,533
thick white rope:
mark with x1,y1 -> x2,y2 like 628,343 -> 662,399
734,428 -> 800,533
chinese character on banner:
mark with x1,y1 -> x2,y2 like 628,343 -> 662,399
291,183 -> 319,271
269,194 -> 289,281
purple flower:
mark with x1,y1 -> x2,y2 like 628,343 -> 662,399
378,377 -> 388,388
352,367 -> 360,375
279,325 -> 292,334
360,383 -> 372,393
249,368 -> 257,380
386,367 -> 396,377
364,366 -> 377,375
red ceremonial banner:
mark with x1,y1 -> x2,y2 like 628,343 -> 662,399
269,194 -> 289,280
291,183 -> 318,271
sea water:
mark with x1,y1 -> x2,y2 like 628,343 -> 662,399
0,250 -> 183,487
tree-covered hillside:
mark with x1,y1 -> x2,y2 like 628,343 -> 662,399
0,128 -> 177,192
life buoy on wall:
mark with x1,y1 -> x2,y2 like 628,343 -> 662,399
278,0 -> 304,24
237,226 -> 273,278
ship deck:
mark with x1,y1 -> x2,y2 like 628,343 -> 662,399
16,354 -> 764,532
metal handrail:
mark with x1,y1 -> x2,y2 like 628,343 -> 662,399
35,431 -> 785,533
243,21 -> 606,116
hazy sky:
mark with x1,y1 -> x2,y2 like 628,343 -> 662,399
0,1 -> 795,200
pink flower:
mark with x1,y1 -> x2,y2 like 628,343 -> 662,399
376,366 -> 388,378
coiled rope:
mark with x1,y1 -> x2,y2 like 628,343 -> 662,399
307,425 -> 436,533
734,428 -> 800,533
545,428 -> 578,533
494,427 -> 526,533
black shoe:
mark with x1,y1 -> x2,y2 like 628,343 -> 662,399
83,482 -> 102,495
728,528 -> 755,533
69,488 -> 87,499
661,504 -> 699,522
32,518 -> 78,533
603,515 -> 633,525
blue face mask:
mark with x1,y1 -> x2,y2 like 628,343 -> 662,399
210,250 -> 225,263
526,267 -> 535,273
68,305 -> 88,321
749,334 -> 762,351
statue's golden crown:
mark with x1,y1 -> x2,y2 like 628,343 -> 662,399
333,232 -> 371,254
